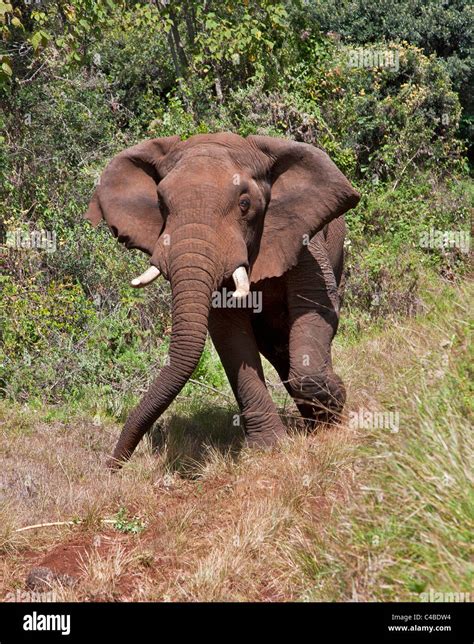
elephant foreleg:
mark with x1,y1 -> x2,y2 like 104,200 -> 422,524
208,307 -> 287,447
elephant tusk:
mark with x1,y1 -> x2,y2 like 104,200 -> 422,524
130,266 -> 161,288
232,266 -> 250,299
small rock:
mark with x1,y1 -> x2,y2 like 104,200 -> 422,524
26,567 -> 55,591
26,567 -> 76,591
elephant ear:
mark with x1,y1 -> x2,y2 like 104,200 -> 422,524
248,135 -> 360,283
84,136 -> 180,254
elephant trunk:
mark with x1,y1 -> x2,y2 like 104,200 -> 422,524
109,234 -> 218,468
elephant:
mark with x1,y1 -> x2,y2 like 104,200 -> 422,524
84,132 -> 360,468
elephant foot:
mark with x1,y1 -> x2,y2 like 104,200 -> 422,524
297,407 -> 341,431
244,425 -> 286,449
106,455 -> 124,472
290,372 -> 346,429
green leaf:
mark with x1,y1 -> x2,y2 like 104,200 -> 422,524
30,32 -> 40,49
0,2 -> 13,16
1,60 -> 12,76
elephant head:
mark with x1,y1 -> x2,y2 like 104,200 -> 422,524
85,133 -> 359,467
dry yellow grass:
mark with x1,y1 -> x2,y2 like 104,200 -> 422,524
0,281 -> 472,602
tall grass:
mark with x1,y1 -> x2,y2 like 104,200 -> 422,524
0,281 -> 472,601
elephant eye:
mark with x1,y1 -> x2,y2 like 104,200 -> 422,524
239,197 -> 250,212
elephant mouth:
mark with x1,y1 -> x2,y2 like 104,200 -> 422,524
113,229 -> 135,250
134,228 -> 252,296
130,262 -> 250,298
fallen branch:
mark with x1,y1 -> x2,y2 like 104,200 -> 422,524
15,519 -> 116,533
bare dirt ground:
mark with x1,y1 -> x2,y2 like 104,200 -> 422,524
1,408 -> 357,601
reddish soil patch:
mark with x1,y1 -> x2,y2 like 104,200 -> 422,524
37,536 -> 92,577
34,530 -> 131,578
